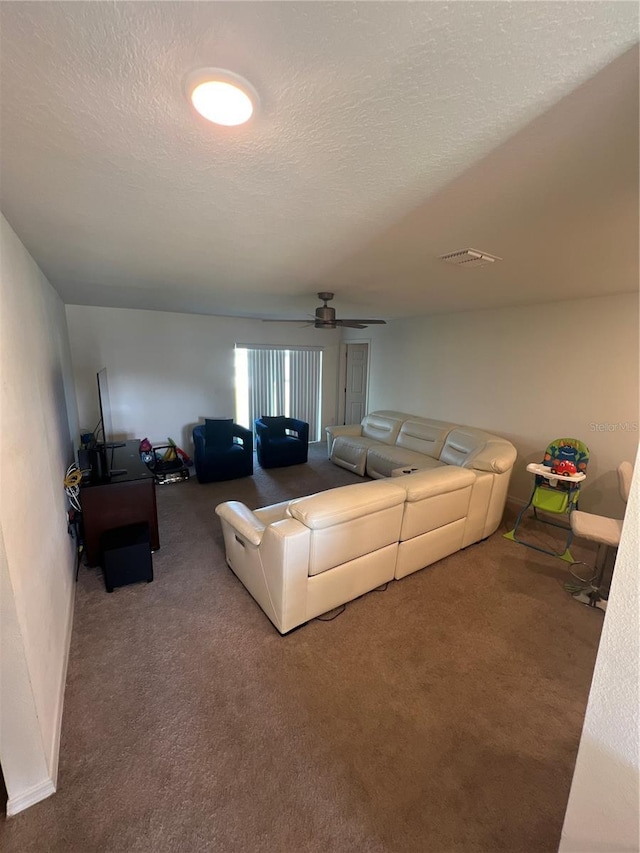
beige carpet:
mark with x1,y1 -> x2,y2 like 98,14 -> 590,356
1,444 -> 603,853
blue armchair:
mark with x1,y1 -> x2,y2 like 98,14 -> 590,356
192,419 -> 253,483
255,416 -> 309,469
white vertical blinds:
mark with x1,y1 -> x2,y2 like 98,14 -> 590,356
289,348 -> 322,441
247,348 -> 286,425
238,346 -> 323,441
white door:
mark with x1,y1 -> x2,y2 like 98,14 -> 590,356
343,343 -> 368,424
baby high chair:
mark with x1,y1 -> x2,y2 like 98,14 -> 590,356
504,438 -> 589,561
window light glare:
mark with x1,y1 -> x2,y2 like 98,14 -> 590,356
190,79 -> 255,126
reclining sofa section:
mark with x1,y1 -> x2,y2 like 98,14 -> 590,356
326,410 -> 516,546
216,462 -> 505,634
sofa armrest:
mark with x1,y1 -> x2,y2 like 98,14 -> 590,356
326,424 -> 363,438
232,424 -> 253,450
325,423 -> 363,454
254,500 -> 292,525
215,501 -> 266,546
216,506 -> 311,634
467,440 -> 517,475
258,519 -> 311,632
254,419 -> 270,441
285,418 -> 309,440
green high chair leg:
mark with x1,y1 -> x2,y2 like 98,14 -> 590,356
503,528 -> 575,562
504,487 -> 576,562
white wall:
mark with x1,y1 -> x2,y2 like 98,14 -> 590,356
559,445 -> 639,852
65,305 -> 342,452
0,214 -> 79,814
345,293 -> 638,516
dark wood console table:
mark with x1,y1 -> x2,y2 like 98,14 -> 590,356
81,440 -> 159,567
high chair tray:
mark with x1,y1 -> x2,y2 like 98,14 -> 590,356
526,462 -> 586,483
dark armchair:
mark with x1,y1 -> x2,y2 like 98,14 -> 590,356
254,416 -> 309,469
192,419 -> 253,483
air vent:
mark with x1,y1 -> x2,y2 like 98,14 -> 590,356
439,249 -> 502,268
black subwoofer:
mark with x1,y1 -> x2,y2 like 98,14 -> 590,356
100,522 -> 153,593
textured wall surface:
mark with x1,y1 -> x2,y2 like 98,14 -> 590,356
344,292 -> 639,517
559,446 -> 640,852
0,3 -> 637,319
0,215 -> 78,813
65,304 -> 342,453
0,526 -> 53,814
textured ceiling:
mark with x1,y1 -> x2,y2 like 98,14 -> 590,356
0,1 -> 638,320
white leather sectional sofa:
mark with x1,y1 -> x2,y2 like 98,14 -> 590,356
326,410 -> 517,534
217,468 -> 477,634
215,412 -> 515,634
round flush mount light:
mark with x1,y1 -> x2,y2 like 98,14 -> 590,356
184,68 -> 259,126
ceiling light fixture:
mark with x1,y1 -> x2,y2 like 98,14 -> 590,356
184,68 -> 259,127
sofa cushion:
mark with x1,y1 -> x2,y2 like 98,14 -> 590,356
361,411 -> 404,444
331,435 -> 382,476
440,427 -> 517,474
205,418 -> 233,446
287,479 -> 405,529
287,479 -> 405,576
395,467 -> 476,542
395,418 -> 455,458
260,415 -> 287,436
399,466 -> 476,501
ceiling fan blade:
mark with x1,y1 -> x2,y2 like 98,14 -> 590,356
261,296 -> 386,330
337,319 -> 387,326
336,320 -> 367,329
261,318 -> 312,325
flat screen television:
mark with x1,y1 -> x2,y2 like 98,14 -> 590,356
97,367 -> 115,445
92,368 -> 127,480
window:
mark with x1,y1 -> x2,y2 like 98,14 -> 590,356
235,345 -> 323,441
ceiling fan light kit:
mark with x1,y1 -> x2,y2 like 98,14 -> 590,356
263,293 -> 387,330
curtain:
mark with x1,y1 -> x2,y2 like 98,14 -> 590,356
240,346 -> 323,441
289,349 -> 322,441
247,348 -> 286,427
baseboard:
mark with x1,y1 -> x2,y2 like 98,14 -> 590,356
48,577 -> 75,784
6,778 -> 56,817
506,493 -> 527,511
8,569 -> 75,816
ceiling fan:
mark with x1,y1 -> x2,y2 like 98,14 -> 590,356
263,292 -> 387,330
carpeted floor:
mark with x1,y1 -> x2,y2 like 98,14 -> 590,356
1,444 -> 604,853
